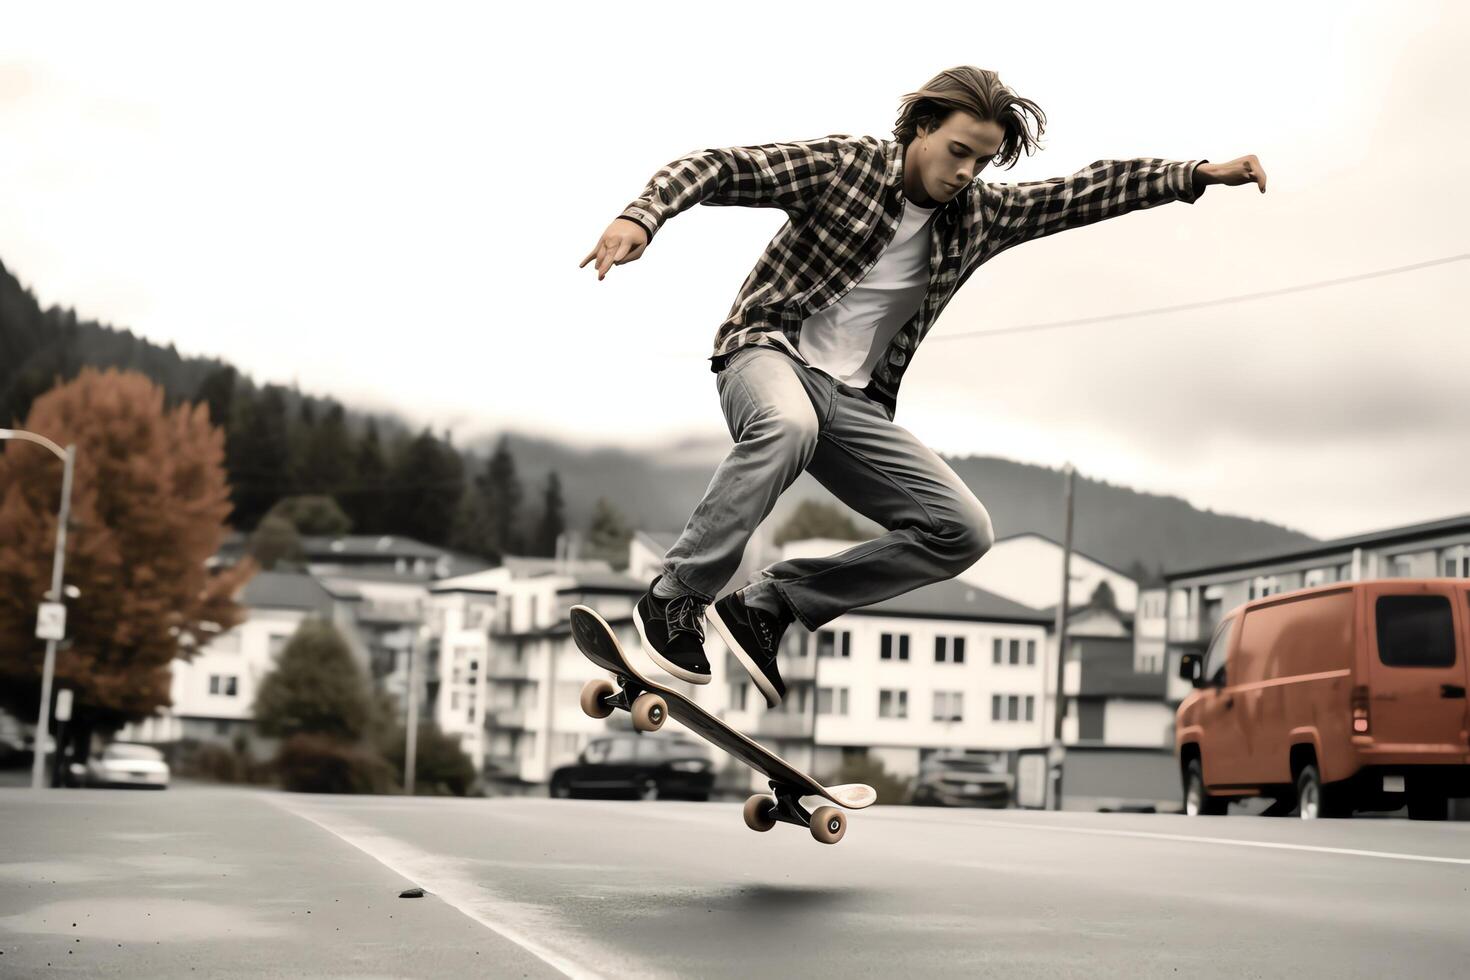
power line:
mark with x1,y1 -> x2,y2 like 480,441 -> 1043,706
930,252 -> 1470,343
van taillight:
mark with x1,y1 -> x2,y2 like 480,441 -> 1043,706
1351,684 -> 1370,734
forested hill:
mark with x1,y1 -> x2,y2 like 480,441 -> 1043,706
1,257 -> 1319,579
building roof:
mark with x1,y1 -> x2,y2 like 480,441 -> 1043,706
1035,600 -> 1134,631
239,570 -> 337,617
555,570 -> 645,593
1164,511 -> 1470,580
501,555 -> 616,578
992,531 -> 1137,581
1075,637 -> 1166,699
845,578 -> 1052,625
635,530 -> 681,553
300,534 -> 447,560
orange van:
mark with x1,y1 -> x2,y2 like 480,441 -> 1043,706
1175,579 -> 1469,819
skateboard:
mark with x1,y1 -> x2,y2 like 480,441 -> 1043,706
568,604 -> 877,844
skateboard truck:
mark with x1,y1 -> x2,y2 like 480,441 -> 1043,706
743,781 -> 848,844
580,676 -> 668,733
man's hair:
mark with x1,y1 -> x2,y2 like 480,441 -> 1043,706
894,66 -> 1047,170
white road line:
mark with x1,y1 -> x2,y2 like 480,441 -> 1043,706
950,818 -> 1470,867
269,796 -> 658,980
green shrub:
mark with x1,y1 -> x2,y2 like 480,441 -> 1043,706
275,733 -> 395,794
378,723 -> 478,796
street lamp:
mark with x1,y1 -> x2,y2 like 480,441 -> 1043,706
0,428 -> 77,790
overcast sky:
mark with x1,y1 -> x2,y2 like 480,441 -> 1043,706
2,1 -> 1466,541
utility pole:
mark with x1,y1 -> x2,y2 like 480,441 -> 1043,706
0,430 -> 76,791
1049,462 -> 1076,809
403,626 -> 421,794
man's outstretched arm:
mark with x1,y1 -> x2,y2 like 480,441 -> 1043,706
581,135 -> 854,281
972,154 -> 1267,265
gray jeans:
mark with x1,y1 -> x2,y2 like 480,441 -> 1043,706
660,344 -> 996,631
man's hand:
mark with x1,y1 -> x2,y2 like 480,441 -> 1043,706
579,218 -> 650,281
1196,155 -> 1267,194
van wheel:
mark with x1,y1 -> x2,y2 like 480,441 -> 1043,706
1407,792 -> 1448,821
1296,764 -> 1350,819
1184,760 -> 1227,816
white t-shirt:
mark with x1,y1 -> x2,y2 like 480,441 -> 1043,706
797,197 -> 937,387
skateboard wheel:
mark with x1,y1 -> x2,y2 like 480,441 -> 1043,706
810,806 -> 846,845
579,679 -> 615,719
631,693 -> 667,732
743,794 -> 776,832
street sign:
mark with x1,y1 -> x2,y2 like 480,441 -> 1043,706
35,602 -> 66,641
54,688 -> 73,723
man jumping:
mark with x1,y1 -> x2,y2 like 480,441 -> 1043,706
580,65 -> 1265,709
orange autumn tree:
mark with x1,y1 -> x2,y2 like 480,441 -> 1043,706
0,367 -> 256,746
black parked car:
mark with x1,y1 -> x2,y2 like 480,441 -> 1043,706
550,732 -> 714,801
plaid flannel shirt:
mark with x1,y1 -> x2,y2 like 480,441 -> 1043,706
619,135 -> 1208,417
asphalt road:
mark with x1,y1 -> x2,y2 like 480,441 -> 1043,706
3,785 -> 1469,978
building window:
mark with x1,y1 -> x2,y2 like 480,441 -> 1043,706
1008,639 -> 1021,665
816,687 -> 849,716
992,694 -> 1002,721
1025,696 -> 1035,722
878,689 -> 908,719
1007,695 -> 1020,722
880,633 -> 910,661
208,674 -> 238,697
935,636 -> 966,663
729,682 -> 749,712
932,691 -> 964,722
993,638 -> 1003,664
1026,639 -> 1036,665
817,630 -> 851,658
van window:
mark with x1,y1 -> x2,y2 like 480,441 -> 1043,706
1376,595 -> 1456,667
1202,617 -> 1235,684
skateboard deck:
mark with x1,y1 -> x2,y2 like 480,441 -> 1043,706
568,604 -> 876,844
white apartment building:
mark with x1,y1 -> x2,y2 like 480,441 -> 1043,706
119,571 -> 353,751
431,561 -> 649,790
684,536 -> 1056,790
957,531 -> 1140,616
1153,511 -> 1470,703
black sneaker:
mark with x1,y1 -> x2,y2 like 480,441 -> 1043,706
707,588 -> 792,707
633,576 -> 711,684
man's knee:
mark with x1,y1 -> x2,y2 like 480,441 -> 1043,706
936,500 -> 995,568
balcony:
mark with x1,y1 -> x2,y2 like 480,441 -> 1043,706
725,652 -> 816,682
485,703 -> 534,730
486,653 -> 532,681
752,710 -> 814,740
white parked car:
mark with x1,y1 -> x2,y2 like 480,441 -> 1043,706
82,743 -> 170,789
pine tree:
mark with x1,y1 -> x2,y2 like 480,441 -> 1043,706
344,418 -> 389,533
587,497 -> 631,568
532,470 -> 566,558
193,365 -> 236,429
773,499 -> 862,545
385,428 -> 464,546
253,618 -> 372,742
483,436 -> 524,556
226,384 -> 292,529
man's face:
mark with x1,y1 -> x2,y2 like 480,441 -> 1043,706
906,110 -> 1006,205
